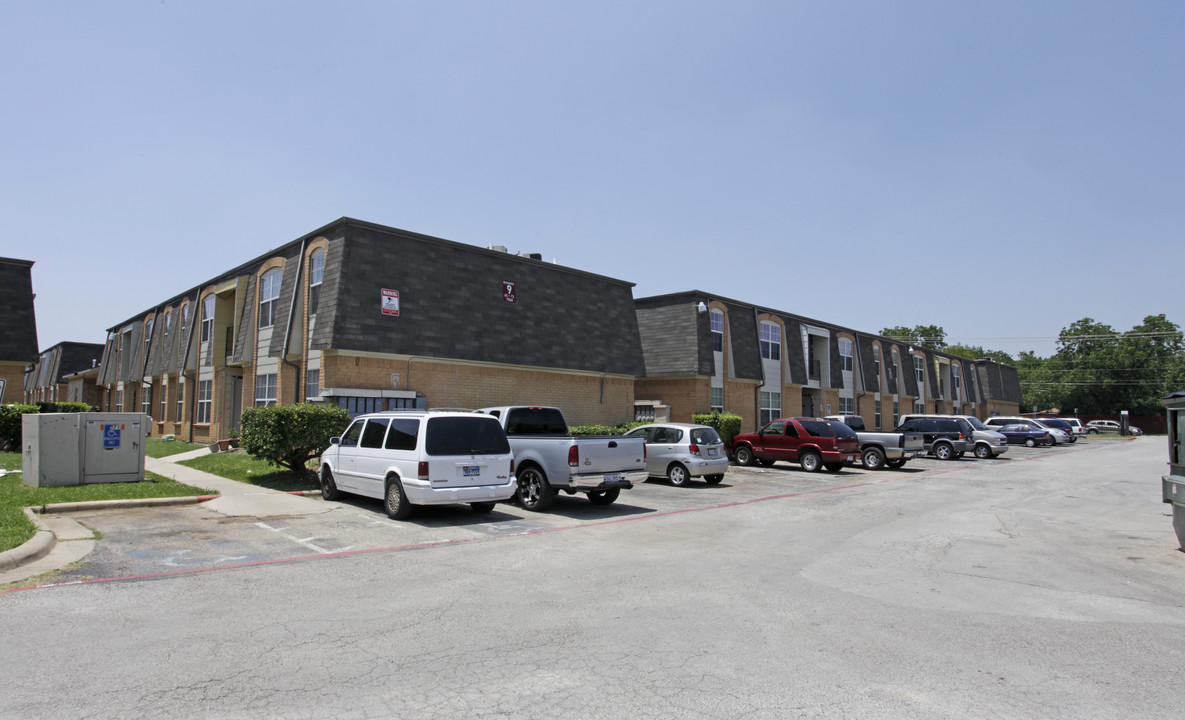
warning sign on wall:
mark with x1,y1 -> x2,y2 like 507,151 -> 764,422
381,288 -> 400,316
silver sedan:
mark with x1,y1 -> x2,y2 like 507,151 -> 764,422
623,423 -> 730,485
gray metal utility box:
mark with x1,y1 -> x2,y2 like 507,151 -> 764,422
22,413 -> 149,487
1163,392 -> 1185,550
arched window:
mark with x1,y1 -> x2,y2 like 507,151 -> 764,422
308,249 -> 325,317
838,337 -> 853,371
872,345 -> 881,379
759,321 -> 781,360
200,295 -> 215,343
259,268 -> 282,328
710,309 -> 724,352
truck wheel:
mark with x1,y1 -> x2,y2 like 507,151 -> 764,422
934,443 -> 954,461
470,502 -> 496,514
516,465 -> 555,512
799,451 -> 822,473
823,461 -> 844,472
319,467 -> 341,501
384,477 -> 413,520
886,458 -> 907,469
974,444 -> 992,459
758,458 -> 776,467
667,463 -> 689,486
704,474 -> 724,485
588,488 -> 620,505
862,447 -> 886,470
734,445 -> 755,466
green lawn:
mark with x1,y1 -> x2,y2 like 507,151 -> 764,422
179,450 -> 320,493
145,437 -> 208,458
0,452 -> 212,554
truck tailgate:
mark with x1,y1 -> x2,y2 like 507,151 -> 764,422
573,436 -> 646,475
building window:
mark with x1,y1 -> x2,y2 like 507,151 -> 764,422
309,249 -> 325,317
259,268 -> 282,328
914,355 -> 925,384
164,310 -> 172,334
889,348 -> 899,382
914,398 -> 925,414
893,400 -> 899,427
711,386 -> 724,412
759,321 -> 781,361
875,400 -> 882,429
144,318 -> 154,359
161,383 -> 168,420
872,345 -> 881,381
176,380 -> 184,422
196,380 -> 212,423
839,338 -> 853,372
255,373 -> 277,407
181,303 -> 189,330
710,309 -> 724,352
634,404 -> 655,422
760,391 -> 781,426
952,364 -> 961,401
115,389 -> 123,412
839,396 -> 855,414
200,295 -> 215,344
306,369 -> 320,401
142,384 -> 152,416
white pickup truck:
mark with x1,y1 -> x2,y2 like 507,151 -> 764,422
478,406 -> 648,511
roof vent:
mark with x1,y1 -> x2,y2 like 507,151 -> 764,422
527,253 -> 543,261
488,244 -> 509,253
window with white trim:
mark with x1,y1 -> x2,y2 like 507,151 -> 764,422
200,295 -> 215,344
889,348 -> 899,382
710,309 -> 724,352
914,355 -> 925,384
144,318 -> 154,360
306,369 -> 320,401
914,398 -> 925,414
196,380 -> 212,423
872,345 -> 881,381
255,373 -> 277,407
161,383 -> 167,420
759,321 -> 781,360
760,391 -> 781,426
875,399 -> 882,429
839,338 -> 853,372
142,384 -> 152,416
176,379 -> 184,422
839,396 -> 855,414
711,386 -> 724,412
951,364 -> 961,401
259,268 -> 282,328
309,249 -> 325,317
115,389 -> 123,412
892,400 -> 899,427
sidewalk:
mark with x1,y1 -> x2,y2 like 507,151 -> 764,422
0,448 -> 330,587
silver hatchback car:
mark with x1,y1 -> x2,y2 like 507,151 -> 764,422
623,423 -> 729,485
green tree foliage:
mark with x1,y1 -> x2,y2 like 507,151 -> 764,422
944,343 -> 1015,365
239,404 -> 351,477
0,404 -> 39,451
880,325 -> 947,349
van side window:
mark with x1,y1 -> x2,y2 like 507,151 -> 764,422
361,418 -> 390,449
385,418 -> 420,451
340,420 -> 364,447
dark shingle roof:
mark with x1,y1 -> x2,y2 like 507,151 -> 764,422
0,258 -> 38,362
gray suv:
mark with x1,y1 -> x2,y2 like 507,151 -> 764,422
895,416 -> 973,460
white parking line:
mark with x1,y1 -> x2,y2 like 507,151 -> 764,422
255,521 -> 353,554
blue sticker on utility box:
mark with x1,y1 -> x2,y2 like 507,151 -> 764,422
103,424 -> 122,449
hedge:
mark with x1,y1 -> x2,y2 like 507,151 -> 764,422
569,421 -> 649,436
239,403 -> 352,477
692,411 -> 744,448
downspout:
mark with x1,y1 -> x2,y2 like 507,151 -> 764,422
281,239 -> 308,405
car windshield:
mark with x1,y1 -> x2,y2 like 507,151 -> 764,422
964,416 -> 988,431
689,427 -> 722,444
827,421 -> 858,439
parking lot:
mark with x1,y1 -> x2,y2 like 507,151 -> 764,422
2,436 -> 1182,719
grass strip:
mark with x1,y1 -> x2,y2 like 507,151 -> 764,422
179,450 -> 319,493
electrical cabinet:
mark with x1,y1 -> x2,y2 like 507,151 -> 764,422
22,413 -> 149,487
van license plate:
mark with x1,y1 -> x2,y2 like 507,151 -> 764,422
463,466 -> 480,477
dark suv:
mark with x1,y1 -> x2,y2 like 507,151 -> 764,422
894,416 -> 972,460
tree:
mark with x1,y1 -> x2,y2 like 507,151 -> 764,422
944,343 -> 1014,365
239,404 -> 351,477
880,325 -> 947,350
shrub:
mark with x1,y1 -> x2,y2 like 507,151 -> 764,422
692,411 -> 743,448
50,402 -> 93,413
0,404 -> 39,452
239,404 -> 351,477
570,421 -> 649,436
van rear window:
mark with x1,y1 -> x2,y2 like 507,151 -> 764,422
426,417 -> 511,456
505,407 -> 568,435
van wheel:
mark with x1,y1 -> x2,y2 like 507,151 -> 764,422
588,488 -> 620,505
516,465 -> 555,512
667,463 -> 689,486
384,477 -> 412,520
319,467 -> 341,501
734,445 -> 755,466
862,447 -> 886,470
470,502 -> 496,514
704,474 -> 724,485
800,451 -> 822,473
934,443 -> 954,461
1025,438 -> 1036,448
974,444 -> 992,459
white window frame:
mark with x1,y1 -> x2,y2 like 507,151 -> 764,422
306,368 -> 320,401
760,391 -> 781,426
914,355 -> 925,384
142,384 -> 152,416
839,338 -> 853,372
914,398 -> 925,414
255,373 -> 277,407
259,269 -> 282,329
176,379 -> 184,422
952,364 -> 961,401
839,396 -> 855,414
872,345 -> 881,381
200,295 -> 215,344
759,321 -> 781,361
196,379 -> 212,424
875,399 -> 882,429
309,249 -> 325,317
710,386 -> 724,412
710,309 -> 724,353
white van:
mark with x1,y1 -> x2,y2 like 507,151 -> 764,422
319,410 -> 517,519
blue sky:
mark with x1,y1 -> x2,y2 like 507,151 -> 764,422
5,1 -> 1182,358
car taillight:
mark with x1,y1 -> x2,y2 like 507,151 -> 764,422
418,461 -> 429,480
958,433 -> 965,440
509,459 -> 515,474
689,443 -> 700,456
568,445 -> 579,468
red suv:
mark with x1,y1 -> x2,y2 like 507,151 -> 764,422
731,417 -> 861,473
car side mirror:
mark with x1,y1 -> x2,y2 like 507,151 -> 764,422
330,437 -> 341,445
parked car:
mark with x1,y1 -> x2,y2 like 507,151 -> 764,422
985,417 -> 1071,444
623,423 -> 729,485
1038,418 -> 1078,443
731,417 -> 861,473
319,410 -> 517,519
824,414 -> 924,470
900,414 -> 1010,460
894,416 -> 973,460
1061,418 -> 1089,437
996,423 -> 1054,447
1086,419 -> 1143,435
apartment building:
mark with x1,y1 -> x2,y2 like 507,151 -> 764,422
23,341 -> 104,405
634,291 -> 1022,433
0,257 -> 39,404
95,218 -> 647,443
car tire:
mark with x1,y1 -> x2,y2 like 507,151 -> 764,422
862,447 -> 886,470
758,458 -> 776,467
704,474 -> 724,485
800,451 -> 822,473
587,488 -> 620,505
1024,438 -> 1036,448
974,444 -> 992,459
734,445 -> 756,466
886,458 -> 907,469
384,477 -> 413,520
470,502 -> 496,514
319,467 -> 341,501
823,461 -> 844,473
516,465 -> 555,512
667,463 -> 690,486
934,443 -> 954,461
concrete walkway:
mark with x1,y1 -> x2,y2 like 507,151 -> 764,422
0,447 -> 330,587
